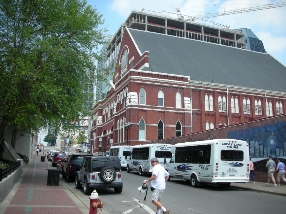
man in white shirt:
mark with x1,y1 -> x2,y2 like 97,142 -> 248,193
143,158 -> 170,214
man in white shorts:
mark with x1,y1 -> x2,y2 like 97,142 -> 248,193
143,158 -> 170,214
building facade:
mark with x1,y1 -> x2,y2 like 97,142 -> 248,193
91,11 -> 286,154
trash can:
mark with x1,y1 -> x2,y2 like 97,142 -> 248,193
46,169 -> 60,186
41,156 -> 45,162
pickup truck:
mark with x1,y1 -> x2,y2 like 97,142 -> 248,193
61,153 -> 93,182
75,156 -> 123,195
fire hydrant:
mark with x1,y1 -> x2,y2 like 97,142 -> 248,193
89,190 -> 103,214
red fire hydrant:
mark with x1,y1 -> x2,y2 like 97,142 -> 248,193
89,190 -> 103,214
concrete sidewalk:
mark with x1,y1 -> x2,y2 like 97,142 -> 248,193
231,180 -> 286,196
0,152 -> 90,214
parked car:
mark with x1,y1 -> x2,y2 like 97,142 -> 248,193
75,156 -> 123,195
47,150 -> 58,161
52,152 -> 67,167
61,153 -> 93,182
57,157 -> 67,171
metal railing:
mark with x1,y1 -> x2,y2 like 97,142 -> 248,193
0,161 -> 21,182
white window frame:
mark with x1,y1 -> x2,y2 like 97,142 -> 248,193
176,92 -> 182,108
158,90 -> 164,107
139,88 -> 146,105
139,119 -> 146,140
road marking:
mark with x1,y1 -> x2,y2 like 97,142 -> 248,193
188,207 -> 204,213
132,198 -> 156,214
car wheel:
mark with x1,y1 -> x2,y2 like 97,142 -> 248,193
127,165 -> 131,173
83,178 -> 92,195
75,175 -> 82,189
99,166 -> 116,184
66,171 -> 72,182
114,186 -> 123,193
191,174 -> 198,187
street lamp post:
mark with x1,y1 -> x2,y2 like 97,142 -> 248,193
125,123 -> 131,145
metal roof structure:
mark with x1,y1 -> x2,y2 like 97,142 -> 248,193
127,28 -> 286,93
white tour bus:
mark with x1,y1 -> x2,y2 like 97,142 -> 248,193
165,139 -> 250,187
109,146 -> 133,169
127,144 -> 173,175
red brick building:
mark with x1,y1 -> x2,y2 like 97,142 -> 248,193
91,11 -> 286,154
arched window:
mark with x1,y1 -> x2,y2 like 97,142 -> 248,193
222,96 -> 226,111
121,49 -> 128,75
231,97 -> 235,113
266,100 -> 273,116
276,101 -> 283,114
209,95 -> 213,111
158,120 -> 164,140
205,94 -> 209,111
255,99 -> 262,115
206,121 -> 210,130
243,97 -> 251,114
235,97 -> 239,113
205,94 -> 213,111
218,96 -> 226,112
176,92 -> 182,108
139,88 -> 146,105
176,121 -> 181,136
158,90 -> 164,107
139,119 -> 146,140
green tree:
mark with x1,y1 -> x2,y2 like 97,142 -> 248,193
0,0 -> 109,150
77,130 -> 87,144
43,133 -> 57,146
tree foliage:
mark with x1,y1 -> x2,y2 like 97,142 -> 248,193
0,0 -> 107,144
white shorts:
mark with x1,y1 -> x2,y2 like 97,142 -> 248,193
151,189 -> 164,201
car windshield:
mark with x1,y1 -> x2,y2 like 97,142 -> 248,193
72,157 -> 84,164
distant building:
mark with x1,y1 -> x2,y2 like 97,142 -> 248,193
240,28 -> 266,53
91,10 -> 286,154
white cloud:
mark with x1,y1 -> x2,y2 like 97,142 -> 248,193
257,31 -> 286,53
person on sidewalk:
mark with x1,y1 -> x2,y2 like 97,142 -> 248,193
143,158 -> 170,214
275,158 -> 286,186
266,155 -> 277,187
249,158 -> 255,183
36,147 -> 39,156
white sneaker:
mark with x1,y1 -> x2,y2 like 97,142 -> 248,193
274,184 -> 277,187
265,183 -> 269,186
253,181 -> 255,183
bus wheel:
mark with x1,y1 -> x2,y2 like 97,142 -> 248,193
127,165 -> 131,173
191,175 -> 198,187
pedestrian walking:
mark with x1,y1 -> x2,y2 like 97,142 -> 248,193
266,155 -> 277,187
249,158 -> 255,183
275,158 -> 286,186
36,147 -> 39,156
143,158 -> 170,214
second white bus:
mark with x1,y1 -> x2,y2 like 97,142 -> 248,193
109,146 -> 133,169
127,144 -> 173,175
165,139 -> 250,187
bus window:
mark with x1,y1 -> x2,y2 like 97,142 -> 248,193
155,151 -> 172,158
221,150 -> 243,161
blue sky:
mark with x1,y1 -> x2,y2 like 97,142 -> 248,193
91,0 -> 286,66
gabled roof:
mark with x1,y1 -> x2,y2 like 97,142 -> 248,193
127,28 -> 286,93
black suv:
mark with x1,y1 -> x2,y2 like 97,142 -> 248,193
75,156 -> 123,195
61,153 -> 93,182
